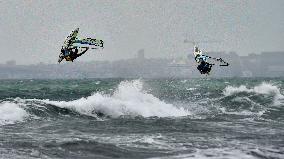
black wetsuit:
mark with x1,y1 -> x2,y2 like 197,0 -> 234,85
61,47 -> 89,62
69,47 -> 79,61
197,61 -> 212,74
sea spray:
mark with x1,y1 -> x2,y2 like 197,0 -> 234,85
223,82 -> 283,96
223,82 -> 284,104
0,102 -> 28,125
37,80 -> 190,118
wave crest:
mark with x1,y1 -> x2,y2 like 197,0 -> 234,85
220,82 -> 284,118
224,82 -> 283,101
37,80 -> 190,118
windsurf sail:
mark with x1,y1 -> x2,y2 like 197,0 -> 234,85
58,28 -> 104,63
193,45 -> 229,66
73,38 -> 104,49
192,45 -> 229,75
62,28 -> 79,50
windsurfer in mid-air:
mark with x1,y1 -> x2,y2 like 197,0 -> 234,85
195,54 -> 213,74
58,28 -> 104,63
184,40 -> 230,75
59,46 -> 89,63
193,46 -> 214,74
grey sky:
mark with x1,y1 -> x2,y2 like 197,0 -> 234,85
1,0 -> 284,64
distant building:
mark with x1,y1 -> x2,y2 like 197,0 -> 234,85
259,52 -> 284,76
0,50 -> 284,79
5,60 -> 16,66
137,49 -> 145,60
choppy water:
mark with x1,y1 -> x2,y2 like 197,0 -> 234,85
0,78 -> 283,159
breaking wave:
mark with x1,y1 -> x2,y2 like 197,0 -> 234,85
2,80 -> 283,125
223,82 -> 284,99
220,82 -> 284,119
0,102 -> 28,125
32,80 -> 190,118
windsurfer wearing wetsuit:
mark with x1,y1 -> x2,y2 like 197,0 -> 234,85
195,54 -> 213,74
59,47 -> 89,62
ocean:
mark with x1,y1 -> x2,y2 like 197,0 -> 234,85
0,78 -> 283,159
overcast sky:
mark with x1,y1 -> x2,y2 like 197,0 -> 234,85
1,0 -> 284,64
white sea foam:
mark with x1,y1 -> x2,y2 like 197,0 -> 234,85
89,133 -> 182,150
220,82 -> 284,117
150,148 -> 257,159
224,82 -> 283,97
223,82 -> 284,104
0,102 -> 28,125
38,80 -> 190,118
